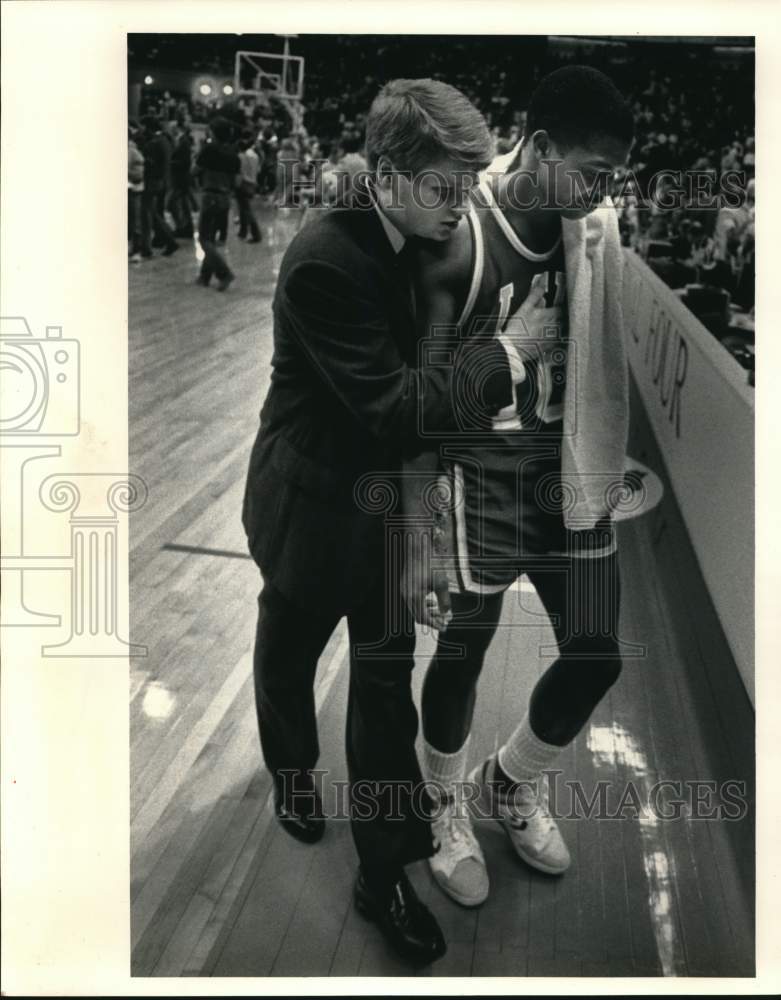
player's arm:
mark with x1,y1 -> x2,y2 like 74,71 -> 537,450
401,225 -> 471,628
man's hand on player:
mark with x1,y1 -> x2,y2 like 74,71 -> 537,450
401,534 -> 453,631
422,570 -> 453,632
500,271 -> 564,364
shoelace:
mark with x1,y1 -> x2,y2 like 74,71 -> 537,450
434,804 -> 480,859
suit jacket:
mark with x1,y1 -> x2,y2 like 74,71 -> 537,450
242,191 -> 513,613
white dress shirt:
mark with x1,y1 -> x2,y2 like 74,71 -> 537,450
372,200 -> 406,255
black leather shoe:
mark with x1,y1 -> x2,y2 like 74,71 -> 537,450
273,772 -> 325,845
354,868 -> 447,966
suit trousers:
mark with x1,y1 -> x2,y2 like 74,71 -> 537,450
141,186 -> 176,254
252,576 -> 434,876
198,192 -> 233,282
236,181 -> 261,240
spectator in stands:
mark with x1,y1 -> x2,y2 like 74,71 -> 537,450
236,131 -> 262,243
258,128 -> 279,200
139,115 -> 178,256
720,142 -> 742,174
162,90 -> 177,120
743,136 -> 755,177
168,123 -> 196,238
195,117 -> 240,290
292,136 -> 320,206
733,213 -> 755,311
276,136 -> 301,207
714,176 -> 754,262
162,119 -> 178,153
128,123 -> 145,263
339,129 -> 367,175
665,132 -> 682,170
318,140 -> 343,206
333,130 -> 367,207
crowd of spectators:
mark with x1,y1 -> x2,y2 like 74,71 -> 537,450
607,55 -> 755,378
130,36 -> 754,371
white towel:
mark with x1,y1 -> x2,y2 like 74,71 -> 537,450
560,200 -> 630,530
483,145 -> 630,530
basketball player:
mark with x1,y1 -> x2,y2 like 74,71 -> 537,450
401,66 -> 635,907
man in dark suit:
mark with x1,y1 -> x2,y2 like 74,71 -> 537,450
195,118 -> 240,291
139,115 -> 178,257
241,79 -> 518,966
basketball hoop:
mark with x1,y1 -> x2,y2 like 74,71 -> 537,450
234,43 -> 305,129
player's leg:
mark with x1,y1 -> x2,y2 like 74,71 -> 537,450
471,540 -> 621,875
420,586 -> 505,907
522,546 -> 622,746
421,588 -> 505,752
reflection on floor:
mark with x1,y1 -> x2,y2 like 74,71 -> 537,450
129,206 -> 754,978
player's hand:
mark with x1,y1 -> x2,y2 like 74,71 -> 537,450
401,545 -> 453,632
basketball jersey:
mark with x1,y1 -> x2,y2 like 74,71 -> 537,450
439,177 -> 579,591
457,176 -> 568,431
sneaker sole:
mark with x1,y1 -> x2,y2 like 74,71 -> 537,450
428,860 -> 489,908
466,764 -> 570,876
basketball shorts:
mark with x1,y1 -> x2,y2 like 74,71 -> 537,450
435,436 -> 617,595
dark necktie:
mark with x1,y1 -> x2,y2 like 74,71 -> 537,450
394,239 -> 418,320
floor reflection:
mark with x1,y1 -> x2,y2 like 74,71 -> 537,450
588,722 -> 685,976
142,680 -> 176,721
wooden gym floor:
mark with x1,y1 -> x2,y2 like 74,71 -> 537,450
129,204 -> 754,978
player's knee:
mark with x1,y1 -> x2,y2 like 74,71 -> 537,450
594,654 -> 623,692
437,615 -> 496,658
583,650 -> 623,695
427,650 -> 483,695
562,639 -> 623,696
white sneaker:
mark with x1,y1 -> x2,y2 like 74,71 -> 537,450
428,794 -> 489,907
468,757 -> 571,875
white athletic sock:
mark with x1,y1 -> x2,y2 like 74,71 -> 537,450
423,736 -> 471,802
497,712 -> 563,790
